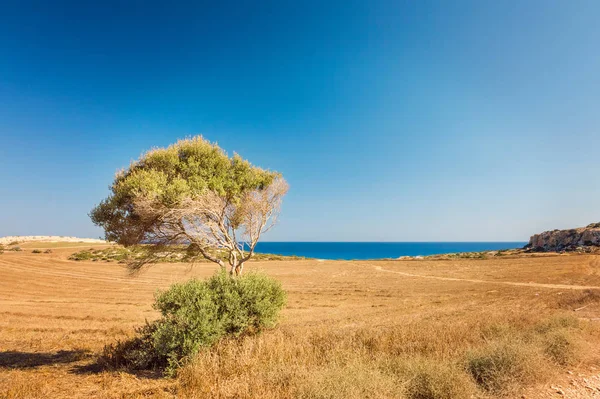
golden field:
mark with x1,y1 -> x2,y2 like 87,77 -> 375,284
1,245 -> 600,398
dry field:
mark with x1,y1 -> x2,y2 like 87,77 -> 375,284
1,246 -> 600,398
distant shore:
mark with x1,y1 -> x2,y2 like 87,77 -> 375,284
0,236 -> 108,245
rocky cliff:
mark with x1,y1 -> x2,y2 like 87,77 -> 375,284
527,223 -> 600,252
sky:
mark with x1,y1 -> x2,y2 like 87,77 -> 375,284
0,0 -> 599,241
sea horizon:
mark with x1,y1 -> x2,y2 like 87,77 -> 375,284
252,241 -> 528,260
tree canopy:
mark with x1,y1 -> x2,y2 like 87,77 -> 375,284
90,136 -> 288,275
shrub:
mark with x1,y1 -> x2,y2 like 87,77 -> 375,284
543,330 -> 578,366
10,246 -> 22,252
103,270 -> 286,374
69,250 -> 94,261
44,249 -> 53,254
0,245 -> 3,254
402,359 -> 476,399
465,340 -> 542,394
32,249 -> 42,254
534,315 -> 579,334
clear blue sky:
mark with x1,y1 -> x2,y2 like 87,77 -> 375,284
1,0 -> 598,241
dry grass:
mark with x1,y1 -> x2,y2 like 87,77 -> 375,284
15,241 -> 113,249
0,249 -> 599,398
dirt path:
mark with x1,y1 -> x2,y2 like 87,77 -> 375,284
369,264 -> 600,290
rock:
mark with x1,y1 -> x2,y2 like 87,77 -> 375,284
527,225 -> 600,252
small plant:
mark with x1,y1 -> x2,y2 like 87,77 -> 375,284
102,270 -> 286,375
465,340 -> 541,394
32,249 -> 43,254
44,249 -> 53,254
534,315 -> 579,334
10,246 -> 22,252
0,245 -> 4,254
403,359 -> 476,399
543,330 -> 578,366
69,250 -> 94,261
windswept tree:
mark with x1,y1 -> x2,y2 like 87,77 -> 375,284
90,136 -> 288,276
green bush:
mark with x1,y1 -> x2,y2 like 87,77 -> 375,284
69,250 -> 94,260
103,270 -> 286,374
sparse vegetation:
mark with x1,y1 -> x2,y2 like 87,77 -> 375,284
1,249 -> 600,398
466,339 -> 542,394
401,359 -> 476,399
102,271 -> 286,374
543,329 -> 578,366
32,249 -> 43,254
557,289 -> 600,310
10,246 -> 22,252
176,312 -> 592,399
69,245 -> 308,263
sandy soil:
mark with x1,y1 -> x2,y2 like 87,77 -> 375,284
0,248 -> 599,398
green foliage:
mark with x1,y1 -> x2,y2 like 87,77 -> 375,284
103,271 -> 286,375
90,136 -> 281,246
69,250 -> 95,261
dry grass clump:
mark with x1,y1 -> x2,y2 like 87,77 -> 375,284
391,358 -> 476,399
465,339 -> 543,394
543,329 -> 578,366
174,310 -> 589,399
556,289 -> 600,310
464,314 -> 586,395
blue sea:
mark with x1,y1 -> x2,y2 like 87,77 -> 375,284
252,242 -> 527,260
